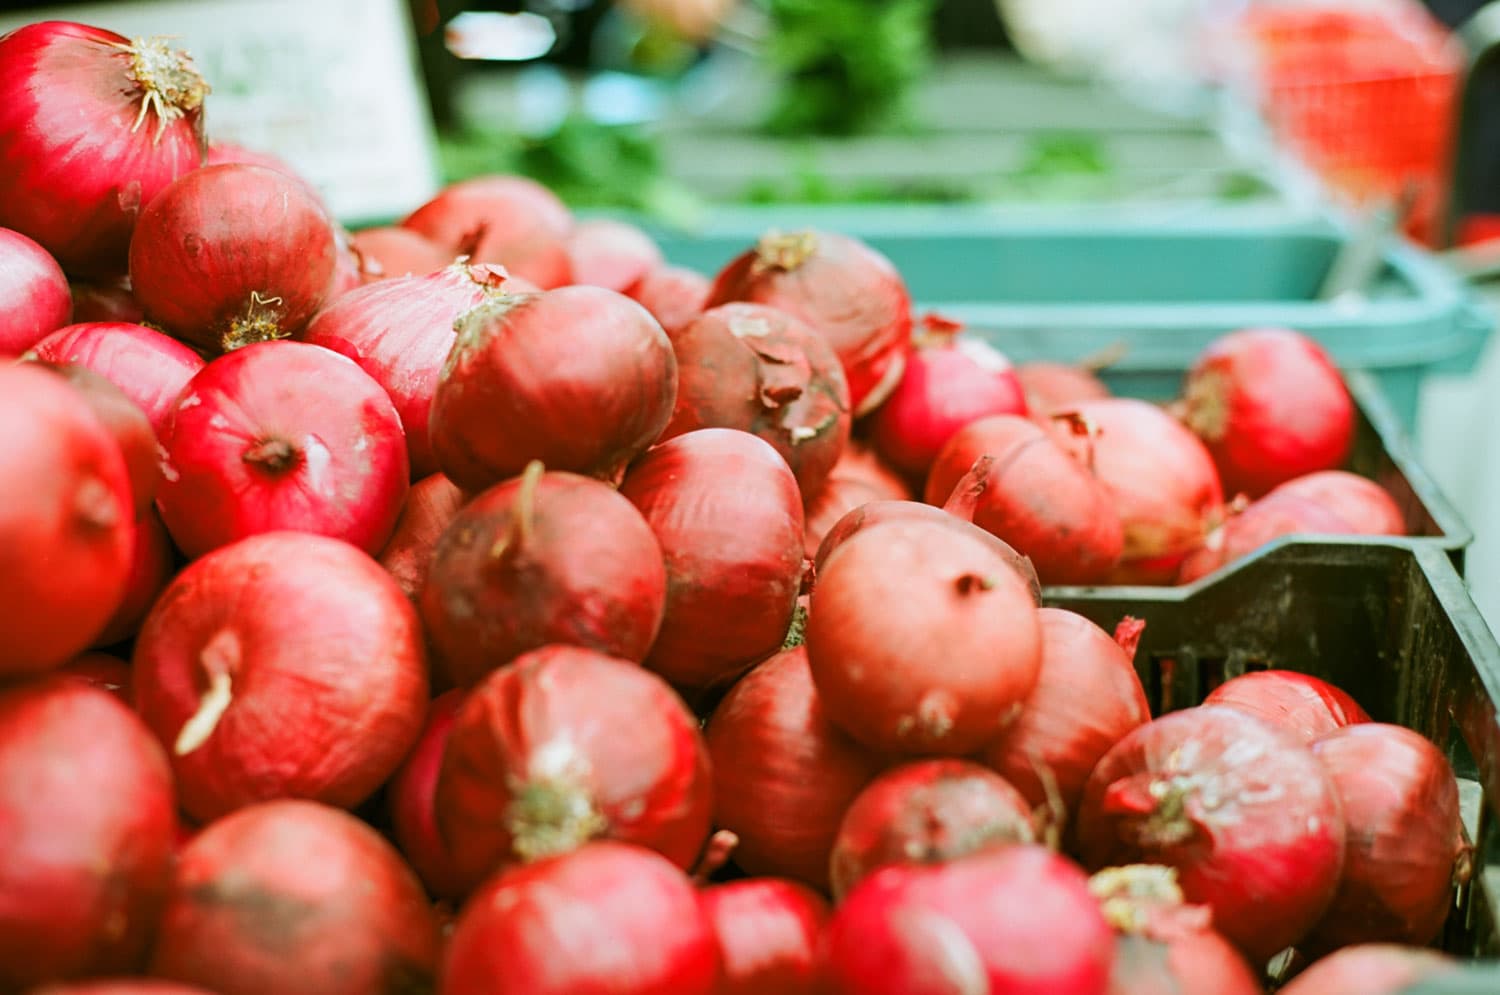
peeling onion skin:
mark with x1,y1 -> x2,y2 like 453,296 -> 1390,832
1276,944 -> 1457,995
401,174 -> 574,289
701,879 -> 830,995
376,472 -> 465,603
30,321 -> 205,435
0,227 -> 71,354
628,264 -> 712,335
1203,670 -> 1371,745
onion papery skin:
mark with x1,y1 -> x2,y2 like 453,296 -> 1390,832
1277,944 -> 1457,995
58,652 -> 133,699
925,414 -> 1125,585
663,302 -> 851,498
1268,470 -> 1405,536
148,800 -> 440,995
129,164 -> 337,353
0,678 -> 176,989
303,261 -> 514,478
441,841 -> 721,995
431,285 -> 677,491
70,278 -> 146,324
434,646 -> 713,891
30,321 -> 205,435
0,363 -> 134,677
401,174 -> 573,289
706,230 -> 913,416
1305,724 -> 1465,952
983,607 -> 1151,819
564,218 -> 663,292
1202,670 -> 1371,745
628,264 -> 711,334
156,340 -> 410,559
1180,328 -> 1354,498
0,22 -> 207,277
1077,706 -> 1347,963
376,472 -> 465,603
131,531 -> 429,823
807,518 -> 1043,755
421,466 -> 668,688
348,226 -> 453,279
1178,492 -> 1356,584
1016,361 -> 1112,414
705,647 -> 883,890
94,508 -> 174,647
701,879 -> 829,995
824,846 -> 1115,995
830,759 -> 1035,899
35,360 -> 160,518
0,227 -> 71,353
387,689 -> 469,900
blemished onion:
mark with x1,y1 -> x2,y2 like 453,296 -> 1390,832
376,472 -> 465,603
706,229 -> 912,416
1077,706 -> 1347,962
1276,944 -> 1457,995
1269,470 -> 1405,536
807,518 -> 1042,755
1304,724 -> 1465,952
0,22 -> 207,276
627,264 -> 711,335
435,645 -> 713,889
156,340 -> 410,559
34,361 -> 160,518
705,647 -> 883,891
401,174 -> 574,289
430,285 -> 677,491
701,879 -> 830,995
303,261 -> 518,478
129,164 -> 337,353
662,302 -> 851,498
421,463 -> 668,688
349,225 -> 453,278
0,678 -> 176,990
924,415 -> 1125,585
29,321 -> 206,434
0,362 -> 134,678
58,652 -> 133,699
94,508 -> 174,647
621,429 -> 804,689
824,846 -> 1115,995
1202,670 -> 1371,745
564,218 -> 664,292
131,531 -> 429,823
70,278 -> 146,324
441,842 -> 720,995
387,689 -> 469,901
1177,491 -> 1357,583
983,607 -> 1151,819
0,227 -> 71,354
1179,328 -> 1354,498
148,800 -> 440,995
830,759 -> 1036,899
1016,360 -> 1112,414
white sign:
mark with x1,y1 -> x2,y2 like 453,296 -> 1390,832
0,0 -> 441,225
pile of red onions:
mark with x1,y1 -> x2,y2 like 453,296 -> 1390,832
1202,669 -> 1370,744
401,174 -> 574,289
29,321 -> 205,435
0,227 -> 71,354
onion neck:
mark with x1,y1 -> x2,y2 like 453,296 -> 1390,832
243,438 -> 301,475
1179,369 -> 1228,441
506,776 -> 608,862
73,476 -> 123,532
941,455 -> 995,523
753,230 -> 818,275
222,292 -> 288,352
1104,774 -> 1200,848
120,36 -> 209,141
491,460 -> 543,560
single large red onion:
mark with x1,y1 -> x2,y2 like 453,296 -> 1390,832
349,226 -> 453,278
431,285 -> 677,491
148,800 -> 440,995
94,508 -> 174,647
29,321 -> 205,434
402,174 -> 573,289
1177,491 -> 1356,583
0,678 -> 176,990
442,842 -> 720,995
129,164 -> 337,353
156,340 -> 409,559
376,472 -> 465,602
0,227 -> 71,354
1077,706 -> 1347,962
131,531 -> 429,822
421,463 -> 668,687
387,689 -> 469,900
707,230 -> 912,416
1202,670 -> 1370,745
69,278 -> 146,324
621,429 -> 805,689
0,22 -> 207,276
1016,360 -> 1112,414
701,879 -> 829,995
1276,944 -> 1457,995
628,264 -> 711,334
1268,471 -> 1405,536
435,645 -> 713,889
564,218 -> 663,292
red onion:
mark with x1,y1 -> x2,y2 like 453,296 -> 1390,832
1269,470 -> 1405,536
31,983 -> 213,995
1180,328 -> 1354,498
94,508 -> 174,647
70,278 -> 146,324
707,230 -> 912,416
1178,491 -> 1357,583
983,607 -> 1151,819
831,759 -> 1035,899
0,363 -> 134,677
0,227 -> 71,354
431,285 -> 677,491
1202,670 -> 1370,744
30,321 -> 205,435
804,473 -> 891,559
156,340 -> 409,559
824,846 -> 1115,995
701,879 -> 829,995
925,415 -> 1125,584
628,263 -> 711,334
621,429 -> 804,689
402,174 -> 573,288
1305,724 -> 1465,952
58,651 -> 133,699
34,361 -> 160,518
303,260 -> 517,478
663,302 -> 851,497
377,472 -> 465,602
565,218 -> 663,292
149,799 -> 440,995
435,645 -> 712,888
1077,706 -> 1347,962
131,531 -> 429,822
807,518 -> 1042,754
1277,944 -> 1457,995
349,225 -> 454,278
387,689 -> 469,900
0,677 -> 175,989
442,841 -> 720,995
129,164 -> 337,353
421,463 -> 668,687
0,22 -> 207,276
706,647 -> 882,889
1016,360 -> 1112,414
